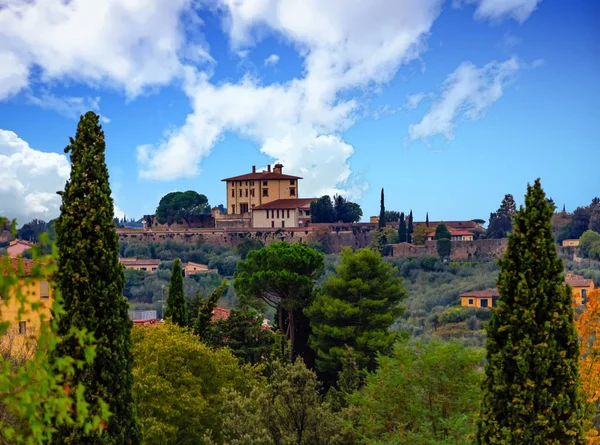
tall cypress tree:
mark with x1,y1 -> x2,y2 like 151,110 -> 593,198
407,210 -> 414,244
165,258 -> 187,327
426,212 -> 429,227
398,212 -> 406,243
476,179 -> 584,444
53,112 -> 141,444
378,188 -> 386,229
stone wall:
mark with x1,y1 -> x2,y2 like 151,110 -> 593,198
389,238 -> 508,260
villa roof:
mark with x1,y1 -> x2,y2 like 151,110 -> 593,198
253,198 -> 316,211
119,258 -> 161,266
460,289 -> 500,298
222,172 -> 302,181
566,274 -> 593,288
416,221 -> 480,230
428,230 -> 474,237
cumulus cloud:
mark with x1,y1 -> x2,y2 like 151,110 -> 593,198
264,54 -> 280,66
138,0 -> 444,199
408,58 -> 519,142
27,93 -> 102,120
0,0 -> 200,100
404,93 -> 429,110
0,130 -> 69,224
455,0 -> 543,23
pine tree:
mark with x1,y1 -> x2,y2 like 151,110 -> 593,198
398,212 -> 406,243
476,179 -> 584,445
426,212 -> 429,227
53,112 -> 141,444
378,188 -> 386,229
194,279 -> 228,338
165,259 -> 187,327
407,210 -> 414,244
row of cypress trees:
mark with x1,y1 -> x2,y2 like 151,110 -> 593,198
50,111 -> 585,444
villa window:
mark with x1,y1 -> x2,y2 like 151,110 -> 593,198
263,180 -> 268,186
481,299 -> 489,308
231,189 -> 235,197
282,221 -> 285,228
277,210 -> 280,218
232,204 -> 236,214
290,180 -> 295,185
290,187 -> 296,196
263,189 -> 269,197
19,321 -> 26,335
40,280 -> 49,299
287,209 -> 290,218
271,221 -> 275,228
250,189 -> 255,197
239,190 -> 243,197
468,299 -> 474,305
239,181 -> 242,186
245,189 -> 248,197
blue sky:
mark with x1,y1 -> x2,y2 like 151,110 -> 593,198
0,0 -> 598,224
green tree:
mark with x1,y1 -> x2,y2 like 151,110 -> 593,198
310,196 -> 336,223
220,359 -> 357,445
156,190 -> 210,228
378,189 -> 386,229
411,224 -> 429,246
407,210 -> 414,244
16,219 -> 47,242
434,222 -> 451,240
193,279 -> 227,338
426,212 -> 430,227
487,194 -> 517,239
164,259 -> 187,327
52,112 -> 141,444
333,195 -> 362,223
234,242 -> 324,359
352,339 -> 484,445
579,230 -> 600,260
398,212 -> 406,242
476,179 -> 584,444
132,322 -> 262,445
0,223 -> 109,444
385,211 -> 401,222
589,205 -> 600,233
306,248 -> 406,384
572,206 -> 592,239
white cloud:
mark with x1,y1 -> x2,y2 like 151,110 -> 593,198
138,0 -> 444,198
455,0 -> 542,23
405,93 -> 428,110
114,204 -> 125,219
100,116 -> 112,124
0,0 -> 199,100
408,58 -> 519,142
0,130 -> 70,224
532,58 -> 545,68
264,54 -> 280,66
27,93 -> 101,120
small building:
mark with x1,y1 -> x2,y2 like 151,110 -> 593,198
370,216 -> 380,224
460,289 -> 499,309
182,262 -> 218,276
211,307 -> 270,330
427,230 -> 475,241
251,198 -> 316,229
566,271 -> 595,306
7,239 -> 35,257
562,239 -> 580,247
119,258 -> 161,272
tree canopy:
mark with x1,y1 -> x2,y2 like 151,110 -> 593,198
156,191 -> 210,227
311,195 -> 362,223
164,259 -> 187,327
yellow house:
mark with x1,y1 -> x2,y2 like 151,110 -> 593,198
562,239 -> 580,247
0,257 -> 53,353
222,164 -> 301,216
566,271 -> 595,306
119,258 -> 161,272
182,261 -> 218,276
460,289 -> 499,309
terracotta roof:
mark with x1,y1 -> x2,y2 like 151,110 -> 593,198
253,198 -> 316,210
222,172 -> 302,181
119,258 -> 160,266
212,307 -> 231,321
417,221 -> 479,230
428,230 -> 474,237
460,289 -> 500,298
10,239 -> 36,246
566,274 -> 593,288
2,257 -> 36,276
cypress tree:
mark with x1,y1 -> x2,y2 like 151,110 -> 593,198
407,210 -> 414,244
398,212 -> 406,243
165,258 -> 187,327
476,179 -> 584,444
426,212 -> 429,227
53,112 -> 141,444
378,188 -> 386,228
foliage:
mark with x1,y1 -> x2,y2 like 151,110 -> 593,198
437,239 -> 452,260
156,190 -> 210,227
378,189 -> 386,229
234,242 -> 324,359
131,322 -> 262,445
384,210 -> 401,222
476,179 -> 584,444
16,219 -> 47,242
580,231 -> 600,260
194,279 -> 228,338
310,196 -> 336,223
52,112 -> 140,444
486,194 -> 516,239
307,248 -> 406,383
235,238 -> 264,260
590,206 -> 600,233
407,210 -> 414,244
412,224 -> 429,246
398,212 -> 407,243
334,195 -> 363,223
220,359 -> 357,445
570,206 -> 592,239
0,224 -> 108,444
165,259 -> 188,327
435,222 -> 451,240
352,339 -> 484,445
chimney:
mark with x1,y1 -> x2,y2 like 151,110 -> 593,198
267,165 -> 271,172
252,165 -> 256,173
273,163 -> 283,174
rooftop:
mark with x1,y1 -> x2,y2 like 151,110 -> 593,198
222,164 -> 302,182
119,258 -> 161,266
566,273 -> 593,288
253,198 -> 316,210
460,289 -> 500,298
428,230 -> 474,237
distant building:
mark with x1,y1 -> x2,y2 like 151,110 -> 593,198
565,271 -> 595,306
251,198 -> 316,229
7,239 -> 35,257
119,258 -> 161,272
427,230 -> 474,241
460,289 -> 499,309
182,261 -> 218,276
562,239 -> 580,247
211,307 -> 271,330
416,220 -> 481,233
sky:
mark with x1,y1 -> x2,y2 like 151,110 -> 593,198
1,0 -> 599,225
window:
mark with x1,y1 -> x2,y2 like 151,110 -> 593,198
263,189 -> 269,197
231,189 -> 235,197
290,179 -> 295,185
582,289 -> 588,303
19,321 -> 26,335
480,299 -> 489,308
152,267 -> 157,271
277,210 -> 280,218
250,181 -> 255,186
239,189 -> 243,197
282,221 -> 285,228
287,209 -> 290,218
305,210 -> 310,216
240,203 -> 249,213
245,181 -> 248,186
245,189 -> 248,197
271,221 -> 275,228
250,189 -> 255,197
239,181 -> 242,186
40,280 -> 49,299
263,180 -> 268,186
232,204 -> 236,214
468,299 -> 474,305
290,187 -> 296,196
141,267 -> 147,271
